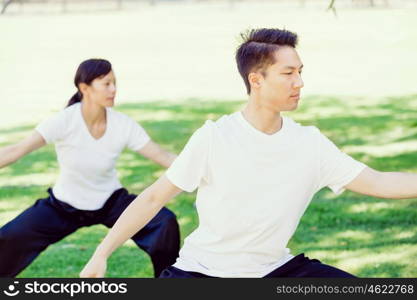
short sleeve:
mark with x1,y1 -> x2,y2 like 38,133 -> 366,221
35,110 -> 67,144
317,130 -> 367,195
126,119 -> 151,151
165,121 -> 211,193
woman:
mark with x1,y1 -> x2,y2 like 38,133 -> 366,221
0,59 -> 180,278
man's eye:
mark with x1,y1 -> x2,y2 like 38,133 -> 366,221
282,73 -> 292,75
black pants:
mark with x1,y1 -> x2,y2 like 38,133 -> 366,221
159,254 -> 356,278
0,188 -> 180,278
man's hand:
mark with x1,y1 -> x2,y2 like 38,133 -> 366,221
78,175 -> 182,278
79,255 -> 107,278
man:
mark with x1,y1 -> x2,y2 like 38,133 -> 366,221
80,28 -> 417,278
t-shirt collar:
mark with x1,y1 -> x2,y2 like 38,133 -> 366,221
234,111 -> 287,139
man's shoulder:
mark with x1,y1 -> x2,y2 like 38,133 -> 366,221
199,113 -> 322,138
190,113 -> 236,143
199,112 -> 236,130
284,116 -> 321,138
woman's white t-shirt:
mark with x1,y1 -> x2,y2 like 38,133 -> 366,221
35,103 -> 150,210
166,112 -> 366,277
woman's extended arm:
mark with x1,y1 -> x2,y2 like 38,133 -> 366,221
0,131 -> 46,169
137,141 -> 177,168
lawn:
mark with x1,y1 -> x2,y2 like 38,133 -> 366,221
1,94 -> 416,277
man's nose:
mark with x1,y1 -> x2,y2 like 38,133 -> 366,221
294,74 -> 304,89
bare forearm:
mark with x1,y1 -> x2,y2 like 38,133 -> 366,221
376,171 -> 417,199
0,131 -> 45,169
138,141 -> 177,168
93,188 -> 167,259
149,147 -> 177,168
0,144 -> 22,168
157,151 -> 177,168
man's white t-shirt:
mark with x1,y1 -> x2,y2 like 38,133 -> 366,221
166,111 -> 366,278
35,103 -> 150,210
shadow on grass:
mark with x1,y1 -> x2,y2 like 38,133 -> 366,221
356,262 -> 406,278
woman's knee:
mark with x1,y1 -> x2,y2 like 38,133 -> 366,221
158,208 -> 179,229
0,224 -> 23,245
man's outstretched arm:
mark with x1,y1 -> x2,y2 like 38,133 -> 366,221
79,175 -> 182,277
345,167 -> 417,199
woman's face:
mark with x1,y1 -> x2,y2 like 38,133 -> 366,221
82,71 -> 116,107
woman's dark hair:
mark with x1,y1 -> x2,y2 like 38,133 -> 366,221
236,28 -> 298,94
67,58 -> 112,107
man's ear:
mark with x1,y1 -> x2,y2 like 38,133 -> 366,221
248,72 -> 262,92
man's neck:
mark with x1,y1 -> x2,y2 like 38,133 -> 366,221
241,98 -> 282,135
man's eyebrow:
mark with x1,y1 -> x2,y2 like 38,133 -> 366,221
282,64 -> 304,70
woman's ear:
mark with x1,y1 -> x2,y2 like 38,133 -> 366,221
78,82 -> 89,97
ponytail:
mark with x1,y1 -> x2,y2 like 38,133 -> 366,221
67,90 -> 82,107
66,59 -> 112,108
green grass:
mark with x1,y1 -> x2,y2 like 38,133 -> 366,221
1,95 -> 417,277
